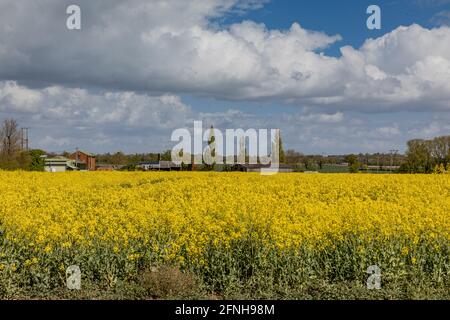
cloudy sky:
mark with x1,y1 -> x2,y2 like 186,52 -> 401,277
1,0 -> 450,154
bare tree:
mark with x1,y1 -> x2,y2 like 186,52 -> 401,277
404,136 -> 450,173
431,136 -> 450,165
0,118 -> 21,156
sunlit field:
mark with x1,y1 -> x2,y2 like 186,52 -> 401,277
0,172 -> 448,299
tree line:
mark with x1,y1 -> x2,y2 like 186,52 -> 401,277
1,117 -> 449,174
400,136 -> 450,173
0,118 -> 46,171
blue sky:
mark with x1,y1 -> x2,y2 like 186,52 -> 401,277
0,0 -> 450,155
229,0 -> 448,50
183,0 -> 450,154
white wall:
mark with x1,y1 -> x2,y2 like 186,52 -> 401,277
44,165 -> 67,172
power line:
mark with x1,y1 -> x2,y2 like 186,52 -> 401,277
21,127 -> 29,151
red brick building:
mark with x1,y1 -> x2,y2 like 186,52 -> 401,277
69,150 -> 96,171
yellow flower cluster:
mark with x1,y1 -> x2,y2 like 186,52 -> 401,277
0,171 -> 449,261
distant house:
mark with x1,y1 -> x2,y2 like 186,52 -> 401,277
274,165 -> 295,173
44,156 -> 78,172
233,164 -> 294,173
69,150 -> 96,171
96,164 -> 117,171
138,161 -> 182,171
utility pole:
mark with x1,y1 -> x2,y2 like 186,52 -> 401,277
21,127 -> 29,151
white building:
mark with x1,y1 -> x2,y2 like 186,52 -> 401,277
44,156 -> 78,172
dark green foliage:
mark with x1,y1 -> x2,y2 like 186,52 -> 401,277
28,149 -> 46,171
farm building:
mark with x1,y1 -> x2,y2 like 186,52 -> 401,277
233,164 -> 294,173
44,156 -> 78,172
69,150 -> 96,171
138,161 -> 182,171
96,164 -> 117,171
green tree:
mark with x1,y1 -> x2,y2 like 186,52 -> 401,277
278,131 -> 286,164
349,162 -> 360,173
405,139 -> 432,173
272,130 -> 286,164
204,126 -> 216,171
28,149 -> 46,171
345,154 -> 357,165
345,154 -> 360,173
160,150 -> 172,161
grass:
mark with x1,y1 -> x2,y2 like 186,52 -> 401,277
1,238 -> 448,300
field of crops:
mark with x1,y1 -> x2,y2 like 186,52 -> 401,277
0,172 -> 449,299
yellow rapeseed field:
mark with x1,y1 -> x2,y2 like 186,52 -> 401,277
0,171 -> 448,297
1,171 -> 449,251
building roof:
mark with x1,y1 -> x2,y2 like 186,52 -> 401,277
139,161 -> 159,165
236,163 -> 293,169
160,161 -> 181,168
139,161 -> 181,168
73,150 -> 95,157
44,157 -> 78,170
45,156 -> 70,162
66,162 -> 79,170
